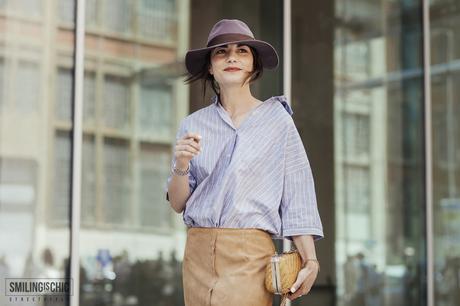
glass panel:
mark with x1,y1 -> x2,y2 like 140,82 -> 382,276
103,138 -> 131,225
16,61 -> 40,113
0,59 -> 5,109
4,0 -> 42,17
81,135 -> 96,225
138,0 -> 177,42
52,131 -> 71,224
83,72 -> 96,125
80,1 -> 183,304
293,0 -> 426,305
80,1 -> 283,305
103,75 -> 131,131
58,0 -> 74,24
0,1 -> 73,304
56,67 -> 73,121
138,84 -> 172,140
332,1 -> 426,306
138,144 -> 171,228
103,0 -> 133,34
85,0 -> 98,28
430,0 -> 460,305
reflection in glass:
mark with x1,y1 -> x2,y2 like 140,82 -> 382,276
139,84 -> 173,140
334,1 -> 426,306
79,1 -> 185,305
16,61 -> 40,113
0,0 -> 72,304
103,138 -> 131,225
430,1 -> 460,305
78,1 -> 284,305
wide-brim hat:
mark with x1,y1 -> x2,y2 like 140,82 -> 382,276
185,19 -> 279,76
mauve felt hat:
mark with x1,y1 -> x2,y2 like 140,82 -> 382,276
185,19 -> 279,76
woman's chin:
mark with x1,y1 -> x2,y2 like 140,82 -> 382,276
217,78 -> 247,87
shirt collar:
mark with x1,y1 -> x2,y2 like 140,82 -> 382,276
212,95 -> 292,115
212,95 -> 220,106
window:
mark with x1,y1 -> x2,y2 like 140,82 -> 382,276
344,165 -> 370,214
85,0 -> 97,28
103,0 -> 132,34
138,144 -> 171,228
58,0 -> 74,24
56,68 -> 72,121
103,138 -> 131,225
52,131 -> 71,224
7,0 -> 42,17
103,75 -> 131,131
83,72 -> 96,125
138,0 -> 176,41
81,135 -> 96,225
16,61 -> 40,113
139,85 -> 172,139
0,58 -> 5,109
342,112 -> 370,158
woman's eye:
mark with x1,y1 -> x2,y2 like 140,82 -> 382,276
239,48 -> 248,52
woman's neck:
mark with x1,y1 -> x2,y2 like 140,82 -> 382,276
218,86 -> 260,116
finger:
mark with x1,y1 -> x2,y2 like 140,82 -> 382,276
181,144 -> 200,155
290,274 -> 306,294
288,290 -> 302,301
297,276 -> 316,298
184,132 -> 202,142
177,138 -> 201,151
288,284 -> 308,300
187,138 -> 202,151
177,143 -> 200,154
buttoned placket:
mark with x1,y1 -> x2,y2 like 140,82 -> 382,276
214,100 -> 265,166
210,98 -> 268,227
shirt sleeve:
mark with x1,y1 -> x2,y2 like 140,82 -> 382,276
280,119 -> 324,241
164,119 -> 197,202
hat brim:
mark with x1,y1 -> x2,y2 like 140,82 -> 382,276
185,39 -> 279,76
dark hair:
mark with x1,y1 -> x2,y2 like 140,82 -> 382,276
183,45 -> 264,102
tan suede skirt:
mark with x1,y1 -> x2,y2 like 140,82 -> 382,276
182,227 -> 276,306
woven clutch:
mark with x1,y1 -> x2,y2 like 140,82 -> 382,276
265,249 -> 302,306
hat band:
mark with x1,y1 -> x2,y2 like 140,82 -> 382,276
207,33 -> 254,47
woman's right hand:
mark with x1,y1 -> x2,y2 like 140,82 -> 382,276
174,132 -> 202,169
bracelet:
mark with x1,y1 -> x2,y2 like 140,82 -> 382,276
302,259 -> 320,272
172,163 -> 190,176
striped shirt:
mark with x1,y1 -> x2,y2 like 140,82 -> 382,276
165,95 -> 324,241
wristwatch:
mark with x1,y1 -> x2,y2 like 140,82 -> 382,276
172,162 -> 190,176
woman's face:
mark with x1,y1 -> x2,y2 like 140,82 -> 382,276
208,43 -> 254,87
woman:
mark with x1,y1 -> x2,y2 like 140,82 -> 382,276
165,19 -> 324,306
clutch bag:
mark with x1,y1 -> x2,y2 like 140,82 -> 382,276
265,249 -> 302,305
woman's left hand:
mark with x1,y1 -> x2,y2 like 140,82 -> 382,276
287,261 -> 319,301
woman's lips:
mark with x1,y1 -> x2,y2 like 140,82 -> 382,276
224,68 -> 242,72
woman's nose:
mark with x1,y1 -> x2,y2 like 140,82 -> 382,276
226,49 -> 238,61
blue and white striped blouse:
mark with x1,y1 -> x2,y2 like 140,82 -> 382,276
165,95 -> 324,241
